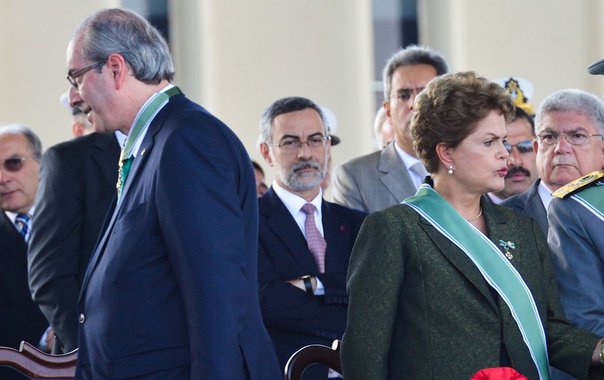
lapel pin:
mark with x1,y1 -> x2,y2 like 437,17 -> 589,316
498,240 -> 516,260
140,148 -> 146,156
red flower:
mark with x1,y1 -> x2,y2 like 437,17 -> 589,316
470,367 -> 528,380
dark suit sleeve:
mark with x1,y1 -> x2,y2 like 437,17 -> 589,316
547,198 -> 604,336
155,124 -> 256,379
28,147 -> 82,352
258,245 -> 347,340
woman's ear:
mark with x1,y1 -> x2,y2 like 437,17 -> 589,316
435,142 -> 454,170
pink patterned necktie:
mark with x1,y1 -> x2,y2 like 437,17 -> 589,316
301,203 -> 326,273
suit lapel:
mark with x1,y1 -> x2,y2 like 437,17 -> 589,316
526,181 -> 548,234
378,143 -> 416,203
0,212 -> 27,265
321,201 -> 349,271
262,189 -> 318,272
416,197 -> 513,313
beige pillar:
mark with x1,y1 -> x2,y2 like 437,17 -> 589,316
0,0 -> 117,149
420,0 -> 604,105
170,0 -> 376,182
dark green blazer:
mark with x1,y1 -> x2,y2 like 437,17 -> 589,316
341,198 -> 600,380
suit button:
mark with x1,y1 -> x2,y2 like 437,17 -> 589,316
79,313 -> 86,324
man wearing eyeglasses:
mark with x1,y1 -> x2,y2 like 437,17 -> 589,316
488,107 -> 538,204
545,63 -> 604,352
501,89 -> 604,380
65,9 -> 280,380
257,97 -> 366,379
0,124 -> 49,380
332,45 -> 448,213
502,89 -> 604,236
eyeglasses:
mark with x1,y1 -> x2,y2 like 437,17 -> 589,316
269,135 -> 330,153
67,62 -> 104,89
2,156 -> 25,172
390,87 -> 425,103
503,140 -> 534,154
537,131 -> 604,146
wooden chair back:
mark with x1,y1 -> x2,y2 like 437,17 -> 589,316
284,340 -> 342,380
0,341 -> 77,379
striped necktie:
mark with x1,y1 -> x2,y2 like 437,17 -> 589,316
14,213 -> 30,242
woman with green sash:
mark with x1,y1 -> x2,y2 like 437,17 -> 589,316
341,72 -> 604,380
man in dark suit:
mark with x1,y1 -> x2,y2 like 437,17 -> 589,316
332,46 -> 448,213
257,97 -> 366,379
66,9 -> 280,379
0,124 -> 49,380
28,122 -> 121,353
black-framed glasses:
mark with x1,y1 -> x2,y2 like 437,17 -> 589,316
390,87 -> 425,103
503,140 -> 534,154
537,131 -> 604,146
66,62 -> 104,89
2,156 -> 25,172
269,134 -> 330,153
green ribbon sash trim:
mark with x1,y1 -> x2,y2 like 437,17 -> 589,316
404,184 -> 550,380
117,86 -> 181,197
571,184 -> 604,222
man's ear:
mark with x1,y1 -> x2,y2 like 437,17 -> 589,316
107,53 -> 128,90
260,143 -> 273,167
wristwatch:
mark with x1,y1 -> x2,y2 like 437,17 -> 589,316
599,340 -> 604,364
301,275 -> 314,295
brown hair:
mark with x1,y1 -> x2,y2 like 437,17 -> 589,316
411,71 -> 515,173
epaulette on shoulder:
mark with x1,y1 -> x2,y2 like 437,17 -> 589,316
552,170 -> 604,199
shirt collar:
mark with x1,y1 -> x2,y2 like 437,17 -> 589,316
272,181 -> 323,217
538,180 -> 554,211
394,142 -> 422,171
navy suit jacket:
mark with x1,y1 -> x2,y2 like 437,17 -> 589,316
501,180 -> 548,236
76,93 -> 280,379
0,212 -> 48,380
258,188 -> 366,379
28,132 -> 119,353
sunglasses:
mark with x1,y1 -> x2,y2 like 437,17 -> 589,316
503,140 -> 534,154
2,156 -> 26,172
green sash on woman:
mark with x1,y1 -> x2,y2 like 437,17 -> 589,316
404,184 -> 550,380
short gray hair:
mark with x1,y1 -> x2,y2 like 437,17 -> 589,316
74,8 -> 174,84
0,124 -> 42,161
535,89 -> 604,134
382,45 -> 448,101
259,97 -> 328,144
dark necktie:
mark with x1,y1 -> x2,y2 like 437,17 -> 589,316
14,213 -> 30,242
301,203 -> 326,273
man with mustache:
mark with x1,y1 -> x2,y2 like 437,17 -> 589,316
501,89 -> 604,236
257,97 -> 366,379
488,107 -> 538,204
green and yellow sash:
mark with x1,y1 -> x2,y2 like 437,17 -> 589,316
404,184 -> 550,380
